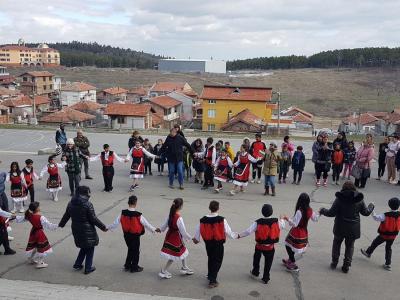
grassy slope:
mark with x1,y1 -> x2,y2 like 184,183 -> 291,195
9,66 -> 400,126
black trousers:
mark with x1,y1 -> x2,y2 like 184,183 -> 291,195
67,172 -> 81,195
332,235 -> 355,267
144,161 -> 152,175
354,177 -> 368,188
252,248 -> 275,282
0,192 -> 9,211
157,163 -> 164,173
378,160 -> 386,178
252,163 -> 262,180
316,163 -> 328,180
124,233 -> 141,270
27,185 -> 35,203
0,224 -> 11,252
80,157 -> 90,178
204,164 -> 214,187
205,241 -> 224,284
293,170 -> 303,182
102,166 -> 114,191
74,247 -> 94,271
286,246 -> 296,262
332,164 -> 343,182
366,235 -> 394,265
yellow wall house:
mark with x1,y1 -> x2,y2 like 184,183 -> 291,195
200,85 -> 274,131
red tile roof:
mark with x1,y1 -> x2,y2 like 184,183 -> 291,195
128,86 -> 149,96
0,45 -> 33,51
344,113 -> 379,126
19,71 -> 54,77
70,101 -> 103,112
221,109 -> 264,130
61,82 -> 96,92
201,85 -> 272,102
102,87 -> 128,95
104,103 -> 152,117
149,95 -> 182,109
2,95 -> 50,107
281,106 -> 313,119
292,113 -> 313,123
367,111 -> 387,119
0,75 -> 16,84
40,108 -> 95,123
0,87 -> 21,96
151,82 -> 186,92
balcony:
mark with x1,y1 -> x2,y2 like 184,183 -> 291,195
163,112 -> 179,121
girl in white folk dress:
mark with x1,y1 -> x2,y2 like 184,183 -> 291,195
39,155 -> 66,202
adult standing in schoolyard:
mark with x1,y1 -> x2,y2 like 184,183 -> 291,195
160,128 -> 193,190
55,123 -> 67,153
62,139 -> 85,196
74,130 -> 92,180
354,134 -> 375,189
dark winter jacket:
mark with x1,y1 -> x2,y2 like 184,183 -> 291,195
343,148 -> 356,164
160,134 -> 192,164
59,195 -> 106,248
74,136 -> 91,155
55,129 -> 67,145
316,142 -> 333,164
128,136 -> 144,150
0,171 -> 6,194
395,150 -> 400,170
291,151 -> 305,171
320,190 -> 374,240
378,142 -> 388,163
333,137 -> 348,151
153,144 -> 166,164
63,147 -> 83,174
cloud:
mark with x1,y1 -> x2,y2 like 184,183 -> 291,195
1,0 -> 400,60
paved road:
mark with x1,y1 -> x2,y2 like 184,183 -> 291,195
0,129 -> 398,300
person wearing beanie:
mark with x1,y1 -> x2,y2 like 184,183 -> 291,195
238,204 -> 285,284
361,197 -> 400,271
89,144 -> 126,192
39,155 -> 66,202
62,138 -> 87,196
193,201 -> 238,288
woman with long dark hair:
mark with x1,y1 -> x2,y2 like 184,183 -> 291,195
158,198 -> 193,279
354,134 -> 375,188
191,138 -> 205,184
283,193 -> 319,272
7,161 -> 28,213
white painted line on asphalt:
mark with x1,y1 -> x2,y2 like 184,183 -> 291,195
0,150 -> 37,155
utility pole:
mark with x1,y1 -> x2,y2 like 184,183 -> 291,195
272,91 -> 281,136
30,92 -> 38,125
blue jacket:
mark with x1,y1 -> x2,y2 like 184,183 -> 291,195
291,151 -> 306,171
55,129 -> 67,145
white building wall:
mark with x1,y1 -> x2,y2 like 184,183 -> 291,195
111,116 -> 145,129
60,89 -> 97,106
158,59 -> 226,74
205,60 -> 226,74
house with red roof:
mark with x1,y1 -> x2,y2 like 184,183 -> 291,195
2,95 -> 50,121
341,112 -> 381,133
40,107 -> 95,126
98,87 -> 128,104
149,95 -> 183,128
104,103 -> 155,129
149,81 -> 197,98
60,82 -> 97,106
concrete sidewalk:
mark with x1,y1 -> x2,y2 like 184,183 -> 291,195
0,279 -> 198,300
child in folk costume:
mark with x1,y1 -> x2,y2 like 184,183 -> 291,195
39,155 -> 66,202
230,144 -> 259,195
16,202 -> 58,269
195,137 -> 216,190
107,195 -> 158,272
7,162 -> 28,213
158,198 -> 194,279
250,133 -> 267,184
0,207 -> 16,255
214,148 -> 233,193
22,159 -> 39,203
239,204 -> 285,284
342,141 -> 356,180
283,193 -> 319,272
126,140 -> 157,191
193,201 -> 238,288
361,197 -> 400,271
89,144 -> 126,192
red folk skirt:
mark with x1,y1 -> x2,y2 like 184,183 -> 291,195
26,227 -> 52,256
285,227 -> 309,254
160,229 -> 188,261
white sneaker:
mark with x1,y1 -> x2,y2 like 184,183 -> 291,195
28,257 -> 38,265
250,180 -> 255,184
53,197 -> 58,202
180,267 -> 194,275
19,208 -> 25,213
229,190 -> 236,195
158,271 -> 172,279
35,262 -> 48,269
256,180 -> 261,184
8,236 -> 14,241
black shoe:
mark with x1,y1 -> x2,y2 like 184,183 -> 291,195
330,262 -> 337,270
86,176 -> 93,180
131,266 -> 144,273
124,265 -> 130,271
4,249 -> 16,255
149,173 -> 153,176
341,266 -> 349,273
73,265 -> 84,270
261,278 -> 269,284
84,266 -> 96,274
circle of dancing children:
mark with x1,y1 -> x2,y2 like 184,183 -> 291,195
39,155 -> 66,202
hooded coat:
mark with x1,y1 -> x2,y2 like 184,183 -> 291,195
59,194 -> 106,248
320,190 -> 373,240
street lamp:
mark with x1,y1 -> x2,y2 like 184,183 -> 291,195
272,91 -> 281,136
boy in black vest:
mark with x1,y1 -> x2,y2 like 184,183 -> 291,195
361,197 -> 400,271
107,195 -> 158,272
193,200 -> 238,288
89,144 -> 126,192
196,137 -> 216,190
238,204 -> 285,284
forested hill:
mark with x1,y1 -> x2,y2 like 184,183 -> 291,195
227,47 -> 400,70
26,41 -> 164,68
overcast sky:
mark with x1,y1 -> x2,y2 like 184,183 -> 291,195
1,0 -> 399,60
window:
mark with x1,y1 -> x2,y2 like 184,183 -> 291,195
208,124 -> 216,131
208,99 -> 216,104
43,85 -> 47,90
207,109 -> 216,118
23,77 -> 28,82
49,84 -> 53,89
117,116 -> 126,124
